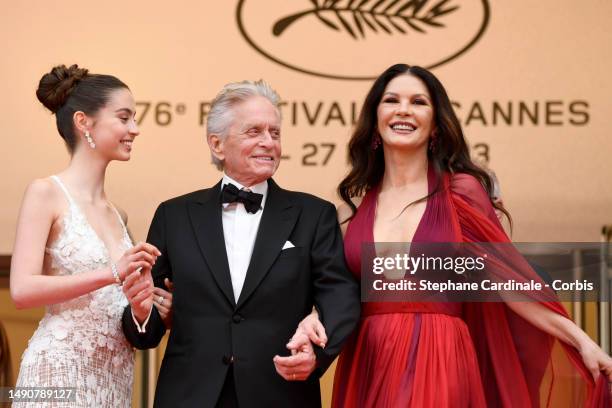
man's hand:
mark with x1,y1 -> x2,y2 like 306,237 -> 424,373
273,332 -> 316,381
153,278 -> 174,328
122,266 -> 154,323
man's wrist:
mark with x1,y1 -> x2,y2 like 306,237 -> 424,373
132,306 -> 153,333
134,306 -> 152,324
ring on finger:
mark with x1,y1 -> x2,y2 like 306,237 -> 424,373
158,295 -> 164,305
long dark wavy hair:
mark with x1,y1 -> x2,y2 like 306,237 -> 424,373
338,64 -> 511,225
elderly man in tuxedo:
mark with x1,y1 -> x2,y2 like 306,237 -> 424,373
121,80 -> 360,407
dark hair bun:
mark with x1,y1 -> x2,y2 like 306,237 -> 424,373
36,64 -> 89,113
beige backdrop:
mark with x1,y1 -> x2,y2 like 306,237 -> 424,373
1,1 -> 611,405
1,1 -> 611,248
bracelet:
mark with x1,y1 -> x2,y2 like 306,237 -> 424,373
111,263 -> 121,285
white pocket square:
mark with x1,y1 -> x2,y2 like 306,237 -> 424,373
282,241 -> 295,250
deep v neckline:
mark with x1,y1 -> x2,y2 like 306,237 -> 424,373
51,175 -> 129,262
369,169 -> 431,244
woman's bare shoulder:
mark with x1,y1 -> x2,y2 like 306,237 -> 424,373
18,177 -> 64,224
23,177 -> 64,210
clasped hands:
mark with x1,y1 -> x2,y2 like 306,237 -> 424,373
273,310 -> 327,382
118,242 -> 160,323
120,245 -> 325,381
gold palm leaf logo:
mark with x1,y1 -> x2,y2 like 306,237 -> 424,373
236,0 -> 489,80
273,0 -> 459,39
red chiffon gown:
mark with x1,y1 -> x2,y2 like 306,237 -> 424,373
332,167 -> 610,407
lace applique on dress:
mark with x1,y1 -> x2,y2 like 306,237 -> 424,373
15,175 -> 135,407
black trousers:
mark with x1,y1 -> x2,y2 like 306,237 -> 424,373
215,366 -> 239,408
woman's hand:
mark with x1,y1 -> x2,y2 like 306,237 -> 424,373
115,242 -> 160,282
294,309 -> 327,348
153,278 -> 174,328
578,338 -> 612,381
122,266 -> 154,323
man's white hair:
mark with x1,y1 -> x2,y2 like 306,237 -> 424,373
206,80 -> 281,170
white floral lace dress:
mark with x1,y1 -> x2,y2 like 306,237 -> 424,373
15,176 -> 134,407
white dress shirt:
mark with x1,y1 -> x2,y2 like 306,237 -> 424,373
221,174 -> 268,302
132,174 -> 268,332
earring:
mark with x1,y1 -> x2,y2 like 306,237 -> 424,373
371,134 -> 381,150
428,131 -> 437,153
85,130 -> 95,149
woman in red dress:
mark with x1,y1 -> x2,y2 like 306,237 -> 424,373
295,64 -> 611,407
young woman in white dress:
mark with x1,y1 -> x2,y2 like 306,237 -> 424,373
10,64 -> 162,407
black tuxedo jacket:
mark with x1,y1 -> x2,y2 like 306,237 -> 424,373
122,179 -> 360,407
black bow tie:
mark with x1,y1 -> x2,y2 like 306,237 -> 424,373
221,183 -> 263,214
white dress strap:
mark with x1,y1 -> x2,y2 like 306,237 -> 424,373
108,202 -> 128,232
50,175 -> 76,206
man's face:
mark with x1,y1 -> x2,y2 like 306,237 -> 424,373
214,96 -> 281,186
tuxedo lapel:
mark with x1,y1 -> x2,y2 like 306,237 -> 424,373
188,181 -> 236,306
236,179 -> 300,309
